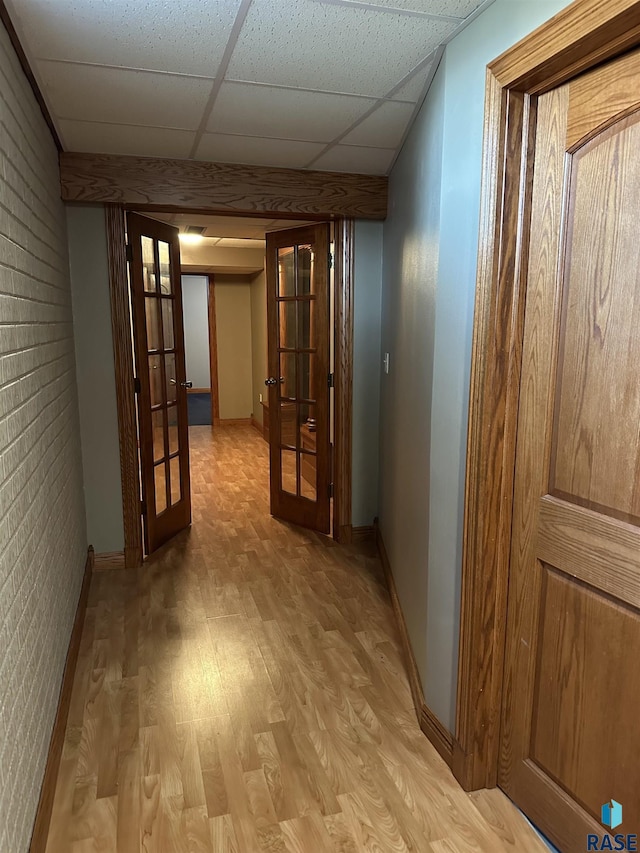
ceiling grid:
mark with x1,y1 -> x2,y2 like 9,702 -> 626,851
5,0 -> 495,175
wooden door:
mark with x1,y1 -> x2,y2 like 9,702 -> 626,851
265,224 -> 331,533
500,50 -> 640,851
128,213 -> 191,554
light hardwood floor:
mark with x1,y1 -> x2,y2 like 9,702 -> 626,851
43,425 -> 548,852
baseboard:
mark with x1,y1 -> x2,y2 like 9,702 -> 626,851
351,525 -> 375,544
251,417 -> 263,435
374,520 -> 454,767
214,417 -> 252,427
29,546 -> 94,852
93,550 -> 126,571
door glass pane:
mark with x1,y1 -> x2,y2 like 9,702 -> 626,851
152,409 -> 165,463
145,296 -> 161,351
281,449 -> 297,495
170,457 -> 181,506
279,352 -> 296,399
155,463 -> 167,514
158,241 -> 172,294
298,299 -> 314,350
168,405 -> 179,455
298,245 -> 313,295
278,247 -> 295,297
162,298 -> 174,350
165,353 -> 176,402
300,451 -> 317,501
298,352 -> 317,402
149,355 -> 163,406
299,402 -> 317,447
280,401 -> 296,448
279,301 -> 297,349
142,236 -> 157,292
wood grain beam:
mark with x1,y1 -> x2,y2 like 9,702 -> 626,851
59,153 -> 388,221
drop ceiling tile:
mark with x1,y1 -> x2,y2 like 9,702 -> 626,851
227,0 -> 453,98
208,82 -> 377,143
341,0 -> 485,16
215,238 -> 266,249
9,0 -> 243,76
341,101 -> 415,148
312,145 -> 395,175
58,120 -> 195,158
39,61 -> 212,129
196,133 -> 326,169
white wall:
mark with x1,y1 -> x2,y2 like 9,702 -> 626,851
182,275 -> 210,390
352,221 -> 383,527
67,204 -> 125,554
250,269 -> 267,426
0,21 -> 87,852
215,276 -> 254,420
379,0 -> 572,732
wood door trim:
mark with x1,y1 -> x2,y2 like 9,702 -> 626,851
207,275 -> 220,423
105,205 -> 143,569
334,219 -> 354,543
455,0 -> 640,793
59,153 -> 387,220
28,548 -> 94,852
107,209 -> 353,551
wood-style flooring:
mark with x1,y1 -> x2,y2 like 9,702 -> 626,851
43,425 -> 548,852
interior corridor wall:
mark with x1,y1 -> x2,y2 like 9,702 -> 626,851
182,275 -> 210,390
66,204 -> 124,554
215,275 -> 254,420
250,269 -> 267,428
378,0 -> 572,732
0,22 -> 87,852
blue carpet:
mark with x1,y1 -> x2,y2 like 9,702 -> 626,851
187,393 -> 212,426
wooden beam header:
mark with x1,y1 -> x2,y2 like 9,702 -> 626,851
59,152 -> 388,221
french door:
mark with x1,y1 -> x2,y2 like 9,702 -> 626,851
128,213 -> 191,554
265,224 -> 331,533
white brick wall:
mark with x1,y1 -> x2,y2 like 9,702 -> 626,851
0,20 -> 87,853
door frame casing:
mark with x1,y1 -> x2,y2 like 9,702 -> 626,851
454,0 -> 640,792
105,208 -> 356,565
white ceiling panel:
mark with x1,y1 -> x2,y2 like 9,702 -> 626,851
216,238 -> 266,249
341,101 -> 415,149
39,61 -> 212,129
58,120 -> 195,158
8,0 -> 243,76
226,0 -> 453,98
338,0 -> 484,16
208,82 -> 377,143
196,133 -> 326,169
147,213 -> 316,238
312,145 -> 395,175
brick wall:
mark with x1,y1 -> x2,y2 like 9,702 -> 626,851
0,20 -> 87,853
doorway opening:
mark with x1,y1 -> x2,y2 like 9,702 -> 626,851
112,209 -> 352,564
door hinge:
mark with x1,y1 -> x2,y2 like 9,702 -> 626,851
134,377 -> 141,395
328,251 -> 333,270
140,499 -> 146,516
126,243 -> 133,263
328,483 -> 334,498
328,372 -> 334,388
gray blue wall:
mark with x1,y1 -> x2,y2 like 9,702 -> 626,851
378,0 -> 571,732
182,274 -> 211,391
352,220 -> 383,528
66,204 -> 124,554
